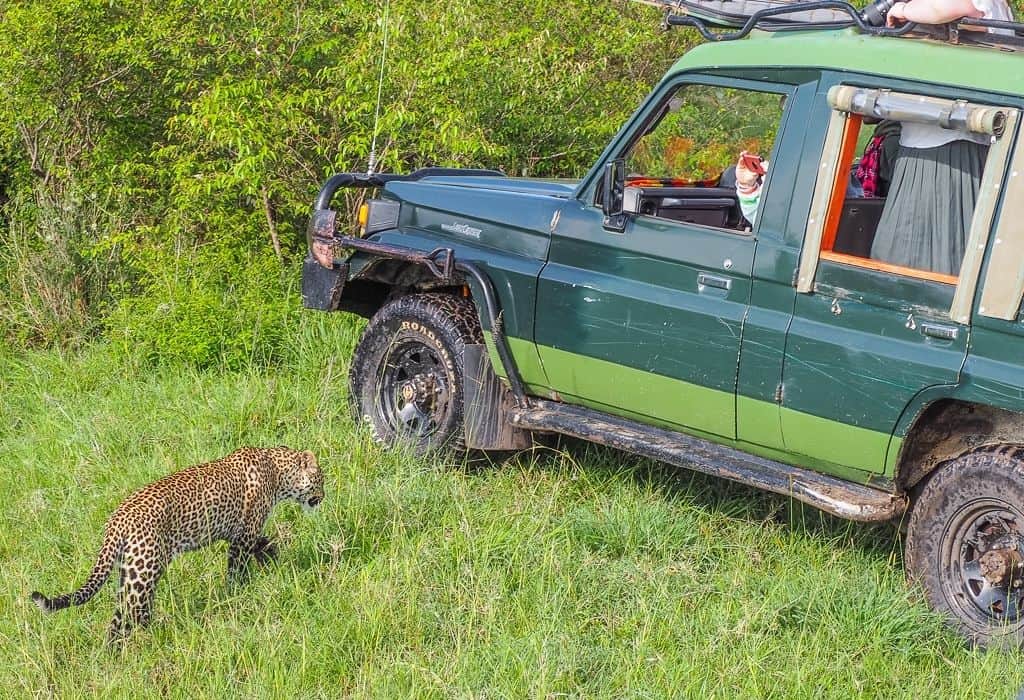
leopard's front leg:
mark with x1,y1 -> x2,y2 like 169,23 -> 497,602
226,534 -> 257,584
227,496 -> 275,583
250,534 -> 278,564
226,529 -> 276,583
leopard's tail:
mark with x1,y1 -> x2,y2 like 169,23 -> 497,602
30,533 -> 124,613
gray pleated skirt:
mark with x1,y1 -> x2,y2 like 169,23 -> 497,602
869,140 -> 988,276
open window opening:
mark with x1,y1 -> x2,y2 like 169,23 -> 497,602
811,113 -> 949,279
609,83 -> 788,233
798,86 -> 1018,315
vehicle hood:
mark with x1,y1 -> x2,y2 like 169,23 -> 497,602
415,175 -> 580,198
384,175 -> 575,258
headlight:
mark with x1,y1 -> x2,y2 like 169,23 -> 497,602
358,198 -> 401,237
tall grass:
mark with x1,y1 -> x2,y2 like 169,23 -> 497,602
2,313 -> 1023,698
0,187 -> 131,348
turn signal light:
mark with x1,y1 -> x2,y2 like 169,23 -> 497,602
357,203 -> 369,235
360,199 -> 401,237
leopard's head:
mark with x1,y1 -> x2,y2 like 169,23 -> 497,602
271,448 -> 325,510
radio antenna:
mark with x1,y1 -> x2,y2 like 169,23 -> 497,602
367,0 -> 391,175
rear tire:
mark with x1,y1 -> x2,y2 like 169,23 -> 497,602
348,293 -> 482,453
905,446 -> 1024,648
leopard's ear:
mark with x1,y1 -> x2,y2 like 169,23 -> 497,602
302,450 -> 317,467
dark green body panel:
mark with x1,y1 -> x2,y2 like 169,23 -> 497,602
322,31 -> 1024,491
374,176 -> 564,344
782,266 -> 965,471
536,200 -> 753,438
734,78 -> 821,451
960,325 -> 1024,410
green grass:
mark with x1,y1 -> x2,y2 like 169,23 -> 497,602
2,312 -> 1023,698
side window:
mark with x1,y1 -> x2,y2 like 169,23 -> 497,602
621,84 -> 786,232
799,86 -> 1017,301
815,111 -> 970,284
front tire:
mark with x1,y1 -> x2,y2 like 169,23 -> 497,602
348,293 -> 482,453
905,446 -> 1024,648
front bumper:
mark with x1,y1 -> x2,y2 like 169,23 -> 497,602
301,256 -> 347,311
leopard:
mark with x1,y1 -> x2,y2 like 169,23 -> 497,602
30,446 -> 325,641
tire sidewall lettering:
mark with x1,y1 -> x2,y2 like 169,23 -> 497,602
398,320 -> 455,373
349,293 -> 480,454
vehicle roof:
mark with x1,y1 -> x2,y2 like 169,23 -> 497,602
671,28 -> 1024,97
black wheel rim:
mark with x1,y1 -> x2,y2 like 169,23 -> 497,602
377,338 -> 451,442
943,499 -> 1024,627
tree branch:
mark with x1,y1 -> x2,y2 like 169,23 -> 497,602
262,186 -> 283,260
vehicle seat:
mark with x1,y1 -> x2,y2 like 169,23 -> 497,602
833,198 -> 886,257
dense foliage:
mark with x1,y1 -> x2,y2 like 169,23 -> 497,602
627,85 -> 783,182
0,0 -> 691,366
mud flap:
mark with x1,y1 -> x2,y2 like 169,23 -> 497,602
301,256 -> 348,311
464,344 -> 534,451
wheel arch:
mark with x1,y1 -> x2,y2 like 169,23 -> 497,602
338,257 -> 469,320
341,256 -> 531,407
894,398 -> 1024,491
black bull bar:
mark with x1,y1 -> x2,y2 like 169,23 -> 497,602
304,169 -> 529,408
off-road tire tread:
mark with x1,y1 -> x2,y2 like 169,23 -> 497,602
905,444 -> 1024,648
348,292 -> 482,453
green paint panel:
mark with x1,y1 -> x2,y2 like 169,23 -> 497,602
736,239 -> 803,451
782,265 -> 966,469
780,406 -> 896,473
672,29 -> 1024,98
485,333 -> 550,391
525,344 -> 891,481
736,395 -> 781,451
537,345 -> 735,437
537,197 -> 756,439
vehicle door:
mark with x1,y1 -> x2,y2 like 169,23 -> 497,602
778,73 -> 1017,476
535,76 -> 797,439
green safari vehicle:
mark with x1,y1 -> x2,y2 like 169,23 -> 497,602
302,0 -> 1024,646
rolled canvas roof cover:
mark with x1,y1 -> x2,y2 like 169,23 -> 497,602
631,0 -> 854,27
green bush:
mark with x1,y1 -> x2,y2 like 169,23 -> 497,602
0,0 -> 692,367
106,248 -> 300,370
0,184 -> 130,347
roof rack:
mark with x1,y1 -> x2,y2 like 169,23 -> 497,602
632,0 -> 1024,51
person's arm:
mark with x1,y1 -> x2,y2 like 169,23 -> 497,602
887,0 -> 983,25
735,151 -> 764,225
877,127 -> 901,197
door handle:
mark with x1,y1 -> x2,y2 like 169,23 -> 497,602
698,273 -> 732,291
921,323 -> 959,341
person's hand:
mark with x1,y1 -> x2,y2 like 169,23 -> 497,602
736,151 -> 763,189
887,2 -> 909,26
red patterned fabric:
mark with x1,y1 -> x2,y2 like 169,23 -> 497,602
855,135 -> 885,198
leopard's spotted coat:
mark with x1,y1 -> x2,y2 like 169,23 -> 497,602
30,446 -> 324,641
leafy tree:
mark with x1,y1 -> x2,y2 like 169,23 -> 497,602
0,0 -> 691,362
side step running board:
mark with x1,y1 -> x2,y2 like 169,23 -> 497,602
509,399 -> 906,522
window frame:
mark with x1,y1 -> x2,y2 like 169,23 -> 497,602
603,74 -> 797,237
796,84 -> 1019,323
979,131 -> 1024,321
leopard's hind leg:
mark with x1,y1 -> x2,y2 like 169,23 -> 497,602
108,543 -> 166,643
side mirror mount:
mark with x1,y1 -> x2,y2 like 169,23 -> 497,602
602,158 -> 627,232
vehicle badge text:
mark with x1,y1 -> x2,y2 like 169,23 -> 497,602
441,222 -> 483,239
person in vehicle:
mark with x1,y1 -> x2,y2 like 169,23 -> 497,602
734,151 -> 766,225
855,119 -> 901,198
885,0 -> 1012,26
872,0 -> 1013,275
733,119 -> 898,226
